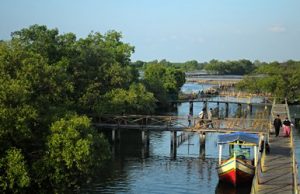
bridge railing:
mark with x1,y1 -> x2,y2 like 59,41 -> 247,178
251,135 -> 266,194
286,99 -> 299,194
94,115 -> 191,129
93,115 -> 270,133
177,94 -> 273,105
251,99 -> 275,194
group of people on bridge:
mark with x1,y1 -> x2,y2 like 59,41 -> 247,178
273,114 -> 293,137
187,107 -> 214,128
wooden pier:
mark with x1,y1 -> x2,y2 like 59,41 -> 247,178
251,101 -> 299,194
92,98 -> 299,190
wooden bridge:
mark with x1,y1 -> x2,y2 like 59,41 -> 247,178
94,113 -> 271,158
251,101 -> 299,194
92,98 -> 299,191
93,115 -> 271,133
173,96 -> 271,106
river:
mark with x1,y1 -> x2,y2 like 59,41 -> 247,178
79,82 -> 300,194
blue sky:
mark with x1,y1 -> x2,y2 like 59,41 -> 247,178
1,0 -> 300,62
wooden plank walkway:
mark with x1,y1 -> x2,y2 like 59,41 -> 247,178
251,103 -> 298,194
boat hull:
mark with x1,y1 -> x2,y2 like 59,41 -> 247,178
217,157 -> 255,186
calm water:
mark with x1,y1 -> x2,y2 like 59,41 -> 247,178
80,83 -> 299,194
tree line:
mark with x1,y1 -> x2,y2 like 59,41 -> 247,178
133,59 -> 300,102
0,25 -> 185,192
132,59 -> 257,75
237,61 -> 300,102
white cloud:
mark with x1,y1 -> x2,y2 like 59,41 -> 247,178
269,25 -> 286,33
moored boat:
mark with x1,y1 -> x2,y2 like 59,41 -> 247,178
216,132 -> 259,186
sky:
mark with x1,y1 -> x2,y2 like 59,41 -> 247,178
1,0 -> 300,62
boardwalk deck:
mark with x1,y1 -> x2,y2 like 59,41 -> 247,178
255,136 -> 293,194
251,103 -> 298,194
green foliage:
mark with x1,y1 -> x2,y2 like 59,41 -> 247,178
132,59 -> 204,72
1,24 -> 188,192
237,61 -> 300,102
143,62 -> 186,106
0,148 -> 30,192
99,83 -> 156,114
204,59 -> 256,75
44,115 -> 110,190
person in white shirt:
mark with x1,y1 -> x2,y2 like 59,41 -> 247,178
198,108 -> 206,127
207,108 -> 214,128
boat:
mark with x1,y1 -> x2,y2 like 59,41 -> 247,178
216,132 -> 259,186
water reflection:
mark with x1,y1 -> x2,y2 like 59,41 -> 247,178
81,82 -> 269,194
81,129 -> 253,194
215,181 -> 252,194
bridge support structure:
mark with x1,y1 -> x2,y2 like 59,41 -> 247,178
189,100 -> 193,115
237,103 -> 242,118
199,132 -> 206,158
248,104 -> 253,115
111,128 -> 121,143
170,131 -> 177,159
225,102 -> 229,117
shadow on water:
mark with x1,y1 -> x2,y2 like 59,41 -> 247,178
215,181 -> 252,194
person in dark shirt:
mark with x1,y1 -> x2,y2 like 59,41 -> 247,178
273,114 -> 282,137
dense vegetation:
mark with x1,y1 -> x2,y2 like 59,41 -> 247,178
204,59 -> 256,75
132,59 -> 257,75
143,61 -> 186,108
237,61 -> 300,102
0,25 -> 185,193
131,59 -> 205,72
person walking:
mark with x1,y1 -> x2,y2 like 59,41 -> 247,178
207,108 -> 214,128
273,114 -> 282,137
283,117 -> 292,137
198,108 -> 206,127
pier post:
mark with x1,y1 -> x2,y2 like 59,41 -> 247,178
204,100 -> 208,111
238,103 -> 242,118
170,131 -> 177,159
217,102 -> 220,119
112,128 -> 116,143
247,104 -> 253,115
141,130 -> 150,158
189,100 -> 193,115
199,132 -> 206,158
147,130 -> 150,147
225,103 -> 229,117
142,130 -> 146,145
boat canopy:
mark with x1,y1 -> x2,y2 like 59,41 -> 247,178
217,132 -> 259,145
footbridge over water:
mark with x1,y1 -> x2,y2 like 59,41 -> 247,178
92,99 -> 299,191
251,100 -> 299,194
93,112 -> 271,159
